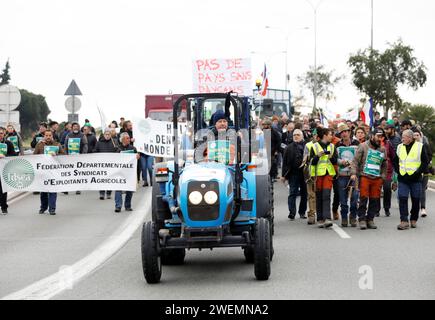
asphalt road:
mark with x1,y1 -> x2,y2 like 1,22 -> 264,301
1,183 -> 435,300
0,189 -> 148,298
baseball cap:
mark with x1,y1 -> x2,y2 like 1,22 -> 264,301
371,128 -> 385,136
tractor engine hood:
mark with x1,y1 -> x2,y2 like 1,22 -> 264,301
178,163 -> 234,228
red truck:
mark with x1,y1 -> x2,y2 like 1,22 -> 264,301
145,94 -> 185,121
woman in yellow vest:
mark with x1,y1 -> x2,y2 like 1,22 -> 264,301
309,128 -> 338,229
393,129 -> 429,230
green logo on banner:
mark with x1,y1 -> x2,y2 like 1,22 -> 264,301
2,158 -> 35,189
138,119 -> 152,136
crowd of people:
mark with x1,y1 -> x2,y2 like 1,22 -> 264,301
0,111 -> 433,232
266,113 -> 433,231
0,118 -> 152,216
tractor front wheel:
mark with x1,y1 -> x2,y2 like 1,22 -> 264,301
141,221 -> 162,284
254,218 -> 271,281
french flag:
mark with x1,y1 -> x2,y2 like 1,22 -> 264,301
260,64 -> 269,96
360,98 -> 374,128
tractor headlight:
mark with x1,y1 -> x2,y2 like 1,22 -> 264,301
189,191 -> 203,205
204,191 -> 218,205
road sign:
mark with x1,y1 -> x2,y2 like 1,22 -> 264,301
0,111 -> 19,123
65,96 -> 82,113
68,113 -> 79,123
65,80 -> 82,96
0,85 -> 21,112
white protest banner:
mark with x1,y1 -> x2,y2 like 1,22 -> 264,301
192,58 -> 252,96
341,107 -> 359,122
134,118 -> 187,157
0,153 -> 137,192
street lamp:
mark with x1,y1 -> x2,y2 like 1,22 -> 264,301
305,0 -> 324,114
371,0 -> 374,50
264,26 -> 310,91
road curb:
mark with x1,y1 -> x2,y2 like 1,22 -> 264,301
429,180 -> 435,190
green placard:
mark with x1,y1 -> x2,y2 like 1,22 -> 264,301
363,149 -> 384,177
68,138 -> 81,155
121,149 -> 135,154
7,136 -> 19,153
338,146 -> 357,174
0,143 -> 7,156
207,140 -> 231,165
44,146 -> 59,155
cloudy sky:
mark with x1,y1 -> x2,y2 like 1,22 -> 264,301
1,0 -> 434,126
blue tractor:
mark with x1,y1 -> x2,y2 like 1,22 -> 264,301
141,93 -> 274,283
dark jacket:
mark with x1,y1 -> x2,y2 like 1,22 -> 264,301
271,127 -> 282,155
118,144 -> 137,153
393,141 -> 429,183
85,133 -> 98,153
64,132 -> 88,154
60,130 -> 70,146
95,137 -> 119,153
281,130 -> 293,146
282,141 -> 306,178
388,134 -> 401,152
31,132 -> 45,149
51,130 -> 60,143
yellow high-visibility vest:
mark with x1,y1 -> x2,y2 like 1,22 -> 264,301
397,142 -> 423,176
310,142 -> 336,177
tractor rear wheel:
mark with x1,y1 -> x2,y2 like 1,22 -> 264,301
141,221 -> 162,284
161,248 -> 186,265
254,218 -> 271,281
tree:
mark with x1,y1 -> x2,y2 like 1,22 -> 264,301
0,60 -> 11,85
298,65 -> 344,114
17,89 -> 51,139
348,40 -> 427,116
402,104 -> 435,143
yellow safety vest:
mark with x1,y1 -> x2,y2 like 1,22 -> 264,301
310,142 -> 336,177
305,141 -> 314,154
397,142 -> 423,176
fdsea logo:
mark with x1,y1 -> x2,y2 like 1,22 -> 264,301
2,158 -> 35,189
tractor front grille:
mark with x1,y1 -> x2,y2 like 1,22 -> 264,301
187,181 -> 220,221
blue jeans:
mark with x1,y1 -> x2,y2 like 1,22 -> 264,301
139,154 -> 154,183
398,181 -> 421,222
40,192 -> 57,212
337,176 -> 359,220
115,191 -> 133,209
287,172 -> 307,217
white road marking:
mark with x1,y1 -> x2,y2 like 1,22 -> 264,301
332,224 -> 352,239
1,190 -> 151,300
